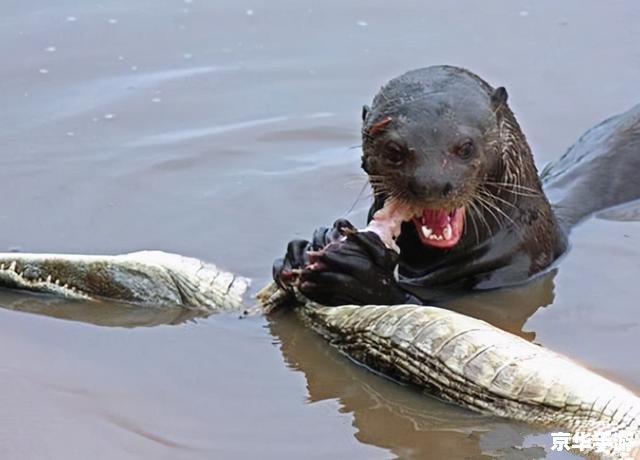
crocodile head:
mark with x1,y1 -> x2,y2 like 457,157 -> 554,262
0,251 -> 250,311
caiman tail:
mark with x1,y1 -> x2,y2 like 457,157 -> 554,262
0,252 -> 638,457
258,283 -> 640,458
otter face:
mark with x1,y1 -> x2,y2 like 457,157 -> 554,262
361,66 -> 505,249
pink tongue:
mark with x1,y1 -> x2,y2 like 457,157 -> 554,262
423,209 -> 449,231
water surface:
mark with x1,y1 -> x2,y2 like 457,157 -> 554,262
1,1 -> 639,458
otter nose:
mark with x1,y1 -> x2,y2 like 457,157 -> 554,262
407,178 -> 454,200
441,182 -> 453,198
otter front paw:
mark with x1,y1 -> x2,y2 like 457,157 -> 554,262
298,230 -> 407,306
272,219 -> 357,291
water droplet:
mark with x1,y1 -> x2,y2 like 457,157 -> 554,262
519,10 -> 529,17
66,131 -> 75,137
151,97 -> 162,103
183,0 -> 193,3
45,46 -> 57,53
245,9 -> 254,16
183,53 -> 193,59
117,55 -> 125,61
104,113 -> 115,120
131,65 -> 138,71
108,18 -> 118,24
66,16 -> 77,22
356,20 -> 368,27
38,68 -> 49,74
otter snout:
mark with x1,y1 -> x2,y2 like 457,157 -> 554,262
406,176 -> 456,202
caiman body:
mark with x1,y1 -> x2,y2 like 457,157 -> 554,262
0,250 -> 638,457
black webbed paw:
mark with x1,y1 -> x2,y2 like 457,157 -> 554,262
273,219 -> 356,291
273,219 -> 411,306
299,230 -> 406,306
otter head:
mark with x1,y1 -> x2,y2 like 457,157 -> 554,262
361,66 -> 516,249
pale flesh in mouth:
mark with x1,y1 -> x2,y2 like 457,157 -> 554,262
361,202 -> 465,250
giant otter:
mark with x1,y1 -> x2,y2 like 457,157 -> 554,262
273,65 -> 640,306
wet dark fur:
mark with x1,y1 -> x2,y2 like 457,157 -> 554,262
362,65 -> 638,299
273,65 -> 640,306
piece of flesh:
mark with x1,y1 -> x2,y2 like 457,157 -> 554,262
361,200 -> 410,250
362,200 -> 466,251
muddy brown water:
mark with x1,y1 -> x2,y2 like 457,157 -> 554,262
1,1 -> 639,458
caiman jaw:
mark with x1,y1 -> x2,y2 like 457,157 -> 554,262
0,260 -> 91,299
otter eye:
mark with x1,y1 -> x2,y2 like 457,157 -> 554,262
454,140 -> 475,160
385,141 -> 405,165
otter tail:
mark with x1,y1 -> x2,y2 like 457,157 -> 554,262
541,103 -> 640,230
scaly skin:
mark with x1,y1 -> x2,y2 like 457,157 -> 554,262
257,282 -> 640,458
0,251 -> 249,312
0,252 -> 638,456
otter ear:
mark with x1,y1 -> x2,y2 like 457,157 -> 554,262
491,87 -> 508,109
362,104 -> 370,122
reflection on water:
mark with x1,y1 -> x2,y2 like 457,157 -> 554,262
0,256 -> 570,458
268,310 -> 550,459
445,269 -> 558,341
1,0 -> 639,458
0,289 -> 205,328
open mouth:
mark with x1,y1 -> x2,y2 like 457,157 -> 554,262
412,207 -> 465,248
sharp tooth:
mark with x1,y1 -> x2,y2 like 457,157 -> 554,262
0,263 -> 5,270
9,261 -> 16,271
443,224 -> 452,240
421,226 -> 432,238
63,284 -> 69,289
46,275 -> 52,282
436,235 -> 443,240
55,279 -> 60,285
